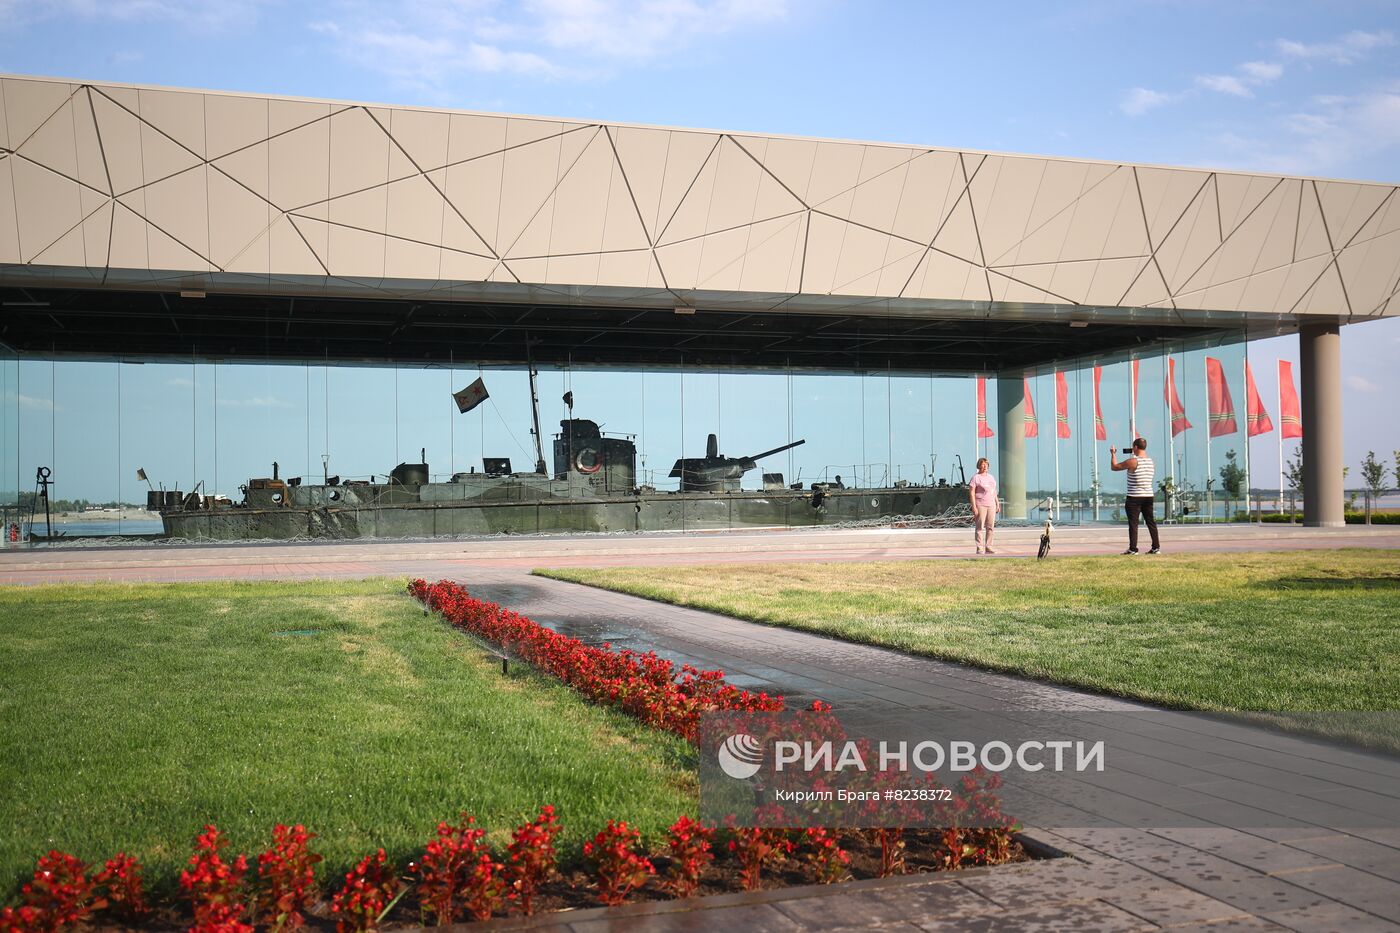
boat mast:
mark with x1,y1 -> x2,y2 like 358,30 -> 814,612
526,338 -> 548,475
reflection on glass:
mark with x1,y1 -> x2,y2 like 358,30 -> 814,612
4,333 -> 1252,540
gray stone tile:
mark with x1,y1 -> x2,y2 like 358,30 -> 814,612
568,902 -> 803,933
772,879 -> 994,928
1283,834 -> 1400,880
1161,917 -> 1290,930
1148,829 -> 1343,876
1264,900 -> 1400,932
1276,867 -> 1400,923
916,898 -> 1155,932
1171,876 -> 1331,917
1101,882 -> 1253,926
955,858 -> 1161,908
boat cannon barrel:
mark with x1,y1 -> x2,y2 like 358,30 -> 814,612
742,438 -> 806,466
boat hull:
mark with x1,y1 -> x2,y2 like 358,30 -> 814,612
160,487 -> 966,540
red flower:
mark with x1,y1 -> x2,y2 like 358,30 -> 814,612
330,849 -> 399,933
256,824 -> 321,931
408,579 -> 788,740
583,821 -> 654,906
662,816 -> 714,899
4,851 -> 101,933
180,825 -> 252,933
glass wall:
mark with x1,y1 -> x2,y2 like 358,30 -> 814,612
5,327 -> 1278,540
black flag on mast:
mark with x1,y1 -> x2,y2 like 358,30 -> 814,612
453,378 -> 490,414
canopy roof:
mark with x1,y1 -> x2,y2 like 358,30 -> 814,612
2,74 -> 1397,370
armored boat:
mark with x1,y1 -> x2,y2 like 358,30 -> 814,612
155,379 -> 966,540
158,420 -> 965,540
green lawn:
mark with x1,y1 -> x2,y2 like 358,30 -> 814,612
538,549 -> 1400,712
0,579 -> 693,893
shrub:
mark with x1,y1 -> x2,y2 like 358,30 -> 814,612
583,821 -> 654,906
410,816 -> 491,925
802,827 -> 850,884
507,805 -> 561,916
726,824 -> 793,892
256,825 -> 321,931
460,851 -> 510,923
662,816 -> 714,899
411,815 -> 509,925
1,851 -> 100,933
180,826 -> 251,933
94,853 -> 147,922
330,850 -> 400,933
872,827 -> 906,878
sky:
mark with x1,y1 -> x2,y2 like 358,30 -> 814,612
2,0 -> 1399,503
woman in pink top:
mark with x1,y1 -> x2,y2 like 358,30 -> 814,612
969,457 -> 999,555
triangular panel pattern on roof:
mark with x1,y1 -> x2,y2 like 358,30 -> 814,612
1,74 -> 1398,321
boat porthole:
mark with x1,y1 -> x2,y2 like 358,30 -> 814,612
272,492 -> 284,504
329,490 -> 341,502
870,497 -> 879,508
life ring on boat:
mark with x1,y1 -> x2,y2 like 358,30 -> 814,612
574,448 -> 603,474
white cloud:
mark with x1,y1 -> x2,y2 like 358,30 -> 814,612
1195,58 -> 1286,99
1,390 -> 57,411
217,396 -> 292,408
1267,90 -> 1400,176
1276,30 -> 1394,65
1197,74 -> 1254,98
526,0 -> 788,60
1240,61 -> 1284,83
166,377 -> 194,388
0,0 -> 268,31
311,0 -> 791,90
1120,87 -> 1172,116
1346,375 -> 1381,393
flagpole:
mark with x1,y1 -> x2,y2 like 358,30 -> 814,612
1242,356 -> 1252,523
1054,380 -> 1060,521
1277,363 -> 1284,519
1092,369 -> 1100,521
1205,357 -> 1212,523
1130,359 -> 1137,439
1164,350 -> 1173,519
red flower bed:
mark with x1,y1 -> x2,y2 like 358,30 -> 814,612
408,579 -> 786,739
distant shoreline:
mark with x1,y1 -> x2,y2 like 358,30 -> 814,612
0,508 -> 160,524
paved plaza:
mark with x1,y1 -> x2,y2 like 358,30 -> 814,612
4,524 -> 1399,930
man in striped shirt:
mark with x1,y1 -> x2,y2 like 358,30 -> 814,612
1109,438 -> 1160,555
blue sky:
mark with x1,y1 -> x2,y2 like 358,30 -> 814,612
2,0 -> 1398,503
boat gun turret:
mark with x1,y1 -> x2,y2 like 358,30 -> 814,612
669,434 -> 806,492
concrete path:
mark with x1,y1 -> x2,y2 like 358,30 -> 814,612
4,523 -> 1399,930
1,522 -> 1396,585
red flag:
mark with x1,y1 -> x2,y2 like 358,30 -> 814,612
976,377 -> 995,438
1165,357 -> 1192,436
1023,378 -> 1039,438
1205,358 -> 1238,437
1279,360 -> 1302,438
1245,363 -> 1273,436
1130,359 -> 1141,438
1055,372 -> 1071,438
1093,366 -> 1107,441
